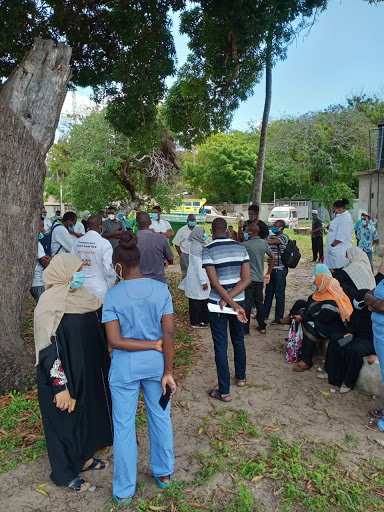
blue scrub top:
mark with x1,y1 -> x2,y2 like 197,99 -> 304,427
102,278 -> 173,384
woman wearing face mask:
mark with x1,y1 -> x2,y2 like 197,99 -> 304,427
179,226 -> 210,328
319,288 -> 375,393
34,253 -> 113,492
102,231 -> 176,505
293,266 -> 353,372
332,247 -> 376,301
324,198 -> 353,272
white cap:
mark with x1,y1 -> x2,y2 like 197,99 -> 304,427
312,210 -> 318,214
83,210 -> 90,217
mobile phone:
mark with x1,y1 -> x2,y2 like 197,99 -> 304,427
159,384 -> 172,410
338,335 -> 353,347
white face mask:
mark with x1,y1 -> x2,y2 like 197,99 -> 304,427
108,214 -> 115,221
114,262 -> 124,281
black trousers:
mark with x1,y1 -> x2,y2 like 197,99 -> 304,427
311,237 -> 323,261
189,298 -> 209,325
244,281 -> 265,333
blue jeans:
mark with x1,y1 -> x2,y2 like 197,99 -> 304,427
263,267 -> 288,321
373,332 -> 384,431
365,250 -> 374,272
208,301 -> 246,396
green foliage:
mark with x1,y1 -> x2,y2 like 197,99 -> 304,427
182,131 -> 258,203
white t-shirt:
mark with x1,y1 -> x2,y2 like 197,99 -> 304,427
173,224 -> 194,254
74,221 -> 85,235
51,223 -> 75,255
324,211 -> 353,269
71,230 -> 116,298
150,218 -> 172,235
43,219 -> 51,232
32,242 -> 46,287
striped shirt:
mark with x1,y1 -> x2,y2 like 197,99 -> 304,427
202,237 -> 250,302
268,234 -> 288,270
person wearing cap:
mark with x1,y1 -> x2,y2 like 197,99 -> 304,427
310,210 -> 323,262
81,210 -> 90,232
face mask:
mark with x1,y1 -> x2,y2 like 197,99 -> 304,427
69,271 -> 85,289
188,221 -> 196,227
39,232 -> 44,240
202,232 -> 208,241
313,284 -> 317,292
151,213 -> 159,221
353,298 -> 364,310
114,262 -> 124,281
271,227 -> 280,234
68,225 -> 75,231
87,214 -> 91,218
108,214 -> 115,221
378,252 -> 381,258
243,232 -> 250,241
42,215 -> 46,219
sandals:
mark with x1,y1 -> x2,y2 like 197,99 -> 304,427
365,419 -> 384,433
113,494 -> 132,505
236,380 -> 247,387
370,410 -> 384,419
293,362 -> 310,373
81,458 -> 109,473
154,475 -> 172,489
207,388 -> 232,402
67,476 -> 91,492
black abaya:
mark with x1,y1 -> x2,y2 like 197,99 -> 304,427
37,312 -> 113,486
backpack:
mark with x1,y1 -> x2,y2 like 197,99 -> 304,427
279,238 -> 301,269
285,319 -> 303,363
41,221 -> 62,256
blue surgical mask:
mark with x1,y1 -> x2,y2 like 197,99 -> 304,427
151,213 -> 159,221
39,232 -> 44,240
188,221 -> 196,227
87,214 -> 91,218
42,215 -> 46,219
69,271 -> 85,289
333,212 -> 338,218
353,298 -> 364,310
202,232 -> 208,241
271,227 -> 280,234
243,232 -> 250,241
378,252 -> 381,258
313,284 -> 317,292
69,225 -> 75,231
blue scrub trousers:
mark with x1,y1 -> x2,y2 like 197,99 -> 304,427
110,377 -> 174,498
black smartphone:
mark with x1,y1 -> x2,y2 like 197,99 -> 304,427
159,384 -> 172,410
338,335 -> 353,347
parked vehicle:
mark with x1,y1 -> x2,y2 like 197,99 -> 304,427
161,198 -> 207,222
204,205 -> 241,224
268,205 -> 298,228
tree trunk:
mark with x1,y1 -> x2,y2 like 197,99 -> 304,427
252,43 -> 272,205
0,39 -> 72,394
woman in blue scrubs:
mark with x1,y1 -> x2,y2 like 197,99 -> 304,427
102,231 -> 176,504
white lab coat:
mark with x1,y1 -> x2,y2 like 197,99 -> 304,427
324,210 -> 353,269
179,252 -> 210,300
71,230 -> 116,298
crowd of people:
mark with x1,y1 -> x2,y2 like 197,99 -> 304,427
31,198 -> 384,501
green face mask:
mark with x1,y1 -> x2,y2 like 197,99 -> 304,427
39,233 -> 44,240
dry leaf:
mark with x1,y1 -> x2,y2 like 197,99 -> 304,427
148,506 -> 168,511
198,427 -> 204,434
184,503 -> 209,509
35,488 -> 49,497
251,475 -> 264,482
263,424 -> 281,432
319,390 -> 330,396
186,402 -> 191,410
217,485 -> 236,494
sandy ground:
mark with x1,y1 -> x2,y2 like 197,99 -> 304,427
1,261 -> 383,512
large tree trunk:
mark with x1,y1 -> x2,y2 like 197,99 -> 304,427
252,42 -> 272,205
0,39 -> 71,394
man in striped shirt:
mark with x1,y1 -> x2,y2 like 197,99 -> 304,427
202,218 -> 251,403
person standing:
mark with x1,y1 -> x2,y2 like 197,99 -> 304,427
357,214 -> 378,272
310,210 -> 323,262
238,204 -> 269,242
103,231 -> 176,503
150,206 -> 175,239
71,215 -> 116,299
179,226 -> 210,328
264,220 -> 289,325
242,224 -> 276,335
31,219 -> 51,302
102,206 -> 126,250
354,213 -> 373,246
136,212 -> 174,283
324,198 -> 353,271
117,213 -> 132,230
202,218 -> 250,403
173,214 -> 196,278
42,207 -> 51,232
51,211 -> 78,255
81,211 -> 90,232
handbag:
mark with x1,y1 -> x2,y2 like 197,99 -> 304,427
285,319 -> 303,363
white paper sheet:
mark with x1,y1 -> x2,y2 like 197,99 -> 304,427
207,303 -> 238,315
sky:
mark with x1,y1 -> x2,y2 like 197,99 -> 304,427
73,0 -> 384,132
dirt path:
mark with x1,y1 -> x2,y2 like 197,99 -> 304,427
1,262 -> 383,512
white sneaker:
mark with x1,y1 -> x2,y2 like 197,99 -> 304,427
316,372 -> 328,379
340,384 -> 351,394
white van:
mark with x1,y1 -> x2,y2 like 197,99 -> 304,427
268,205 -> 298,228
